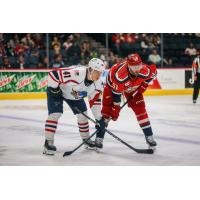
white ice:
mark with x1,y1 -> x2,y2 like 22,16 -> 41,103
0,95 -> 200,166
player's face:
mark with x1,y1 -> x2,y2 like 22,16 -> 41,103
128,64 -> 142,74
90,70 -> 102,81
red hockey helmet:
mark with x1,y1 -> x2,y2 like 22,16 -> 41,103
127,53 -> 142,66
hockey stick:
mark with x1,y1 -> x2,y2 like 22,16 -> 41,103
63,91 -> 138,157
74,107 -> 154,154
63,129 -> 98,157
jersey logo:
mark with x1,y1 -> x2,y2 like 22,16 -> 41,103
125,81 -> 130,86
63,71 -> 71,78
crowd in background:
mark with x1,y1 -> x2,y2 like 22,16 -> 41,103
0,33 -> 101,69
109,33 -> 200,67
0,33 -> 200,69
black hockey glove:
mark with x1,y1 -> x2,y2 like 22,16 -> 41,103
95,117 -> 106,131
47,86 -> 62,98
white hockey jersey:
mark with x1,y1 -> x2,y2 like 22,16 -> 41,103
48,65 -> 103,114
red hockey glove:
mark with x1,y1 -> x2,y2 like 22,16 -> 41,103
137,82 -> 148,94
111,105 -> 121,121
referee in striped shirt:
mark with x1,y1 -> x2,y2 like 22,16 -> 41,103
192,54 -> 200,103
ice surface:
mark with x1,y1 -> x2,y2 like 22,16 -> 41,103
0,95 -> 200,166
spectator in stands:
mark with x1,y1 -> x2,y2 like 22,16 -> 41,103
111,33 -> 125,56
2,56 -> 12,69
33,33 -> 44,49
74,33 -> 83,47
81,41 -> 91,65
151,34 -> 161,48
148,49 -> 161,65
13,34 -> 20,46
14,42 -> 25,56
0,33 -> 4,43
66,38 -> 81,66
43,56 -> 49,68
195,33 -> 200,37
51,36 -> 61,50
124,33 -> 137,44
28,48 -> 39,68
140,34 -> 150,50
63,35 -> 73,50
21,33 -> 34,47
107,51 -> 123,68
50,54 -> 64,68
38,56 -> 49,69
0,44 -> 6,57
5,42 -> 15,57
53,43 -> 61,55
16,55 -> 27,69
185,43 -> 197,56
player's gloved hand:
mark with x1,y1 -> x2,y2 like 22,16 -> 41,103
111,104 -> 121,121
137,82 -> 148,94
47,86 -> 62,98
96,117 -> 106,131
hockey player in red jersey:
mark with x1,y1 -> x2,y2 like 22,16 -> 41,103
96,53 -> 157,150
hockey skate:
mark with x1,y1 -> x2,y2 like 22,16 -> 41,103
193,100 -> 197,104
83,138 -> 96,150
95,137 -> 103,152
43,140 -> 57,155
145,135 -> 157,150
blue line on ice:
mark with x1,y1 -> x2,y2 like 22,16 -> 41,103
0,114 -> 200,146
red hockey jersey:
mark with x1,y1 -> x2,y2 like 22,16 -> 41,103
106,61 -> 157,95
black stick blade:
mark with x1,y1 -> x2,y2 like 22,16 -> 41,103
63,151 -> 73,157
136,148 -> 154,154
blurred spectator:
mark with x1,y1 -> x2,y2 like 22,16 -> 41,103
51,54 -> 64,68
195,33 -> 200,37
81,41 -> 91,65
148,49 -> 161,65
108,51 -> 123,68
28,48 -> 40,68
100,54 -> 109,68
0,33 -> 4,43
74,33 -> 83,47
2,57 -> 12,69
13,34 -> 20,45
63,35 -> 73,50
124,33 -> 137,44
111,33 -> 125,56
5,42 -> 15,56
16,55 -> 27,69
53,43 -> 61,55
66,39 -> 81,66
185,43 -> 197,56
0,44 -> 6,57
151,34 -> 161,48
21,33 -> 34,47
51,36 -> 61,49
14,43 -> 25,56
140,34 -> 150,50
38,56 -> 49,69
33,33 -> 44,49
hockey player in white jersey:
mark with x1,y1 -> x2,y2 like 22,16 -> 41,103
43,58 -> 106,155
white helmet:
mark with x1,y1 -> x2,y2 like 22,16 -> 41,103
88,58 -> 105,72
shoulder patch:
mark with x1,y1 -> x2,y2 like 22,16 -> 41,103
114,63 -> 129,83
137,67 -> 150,79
